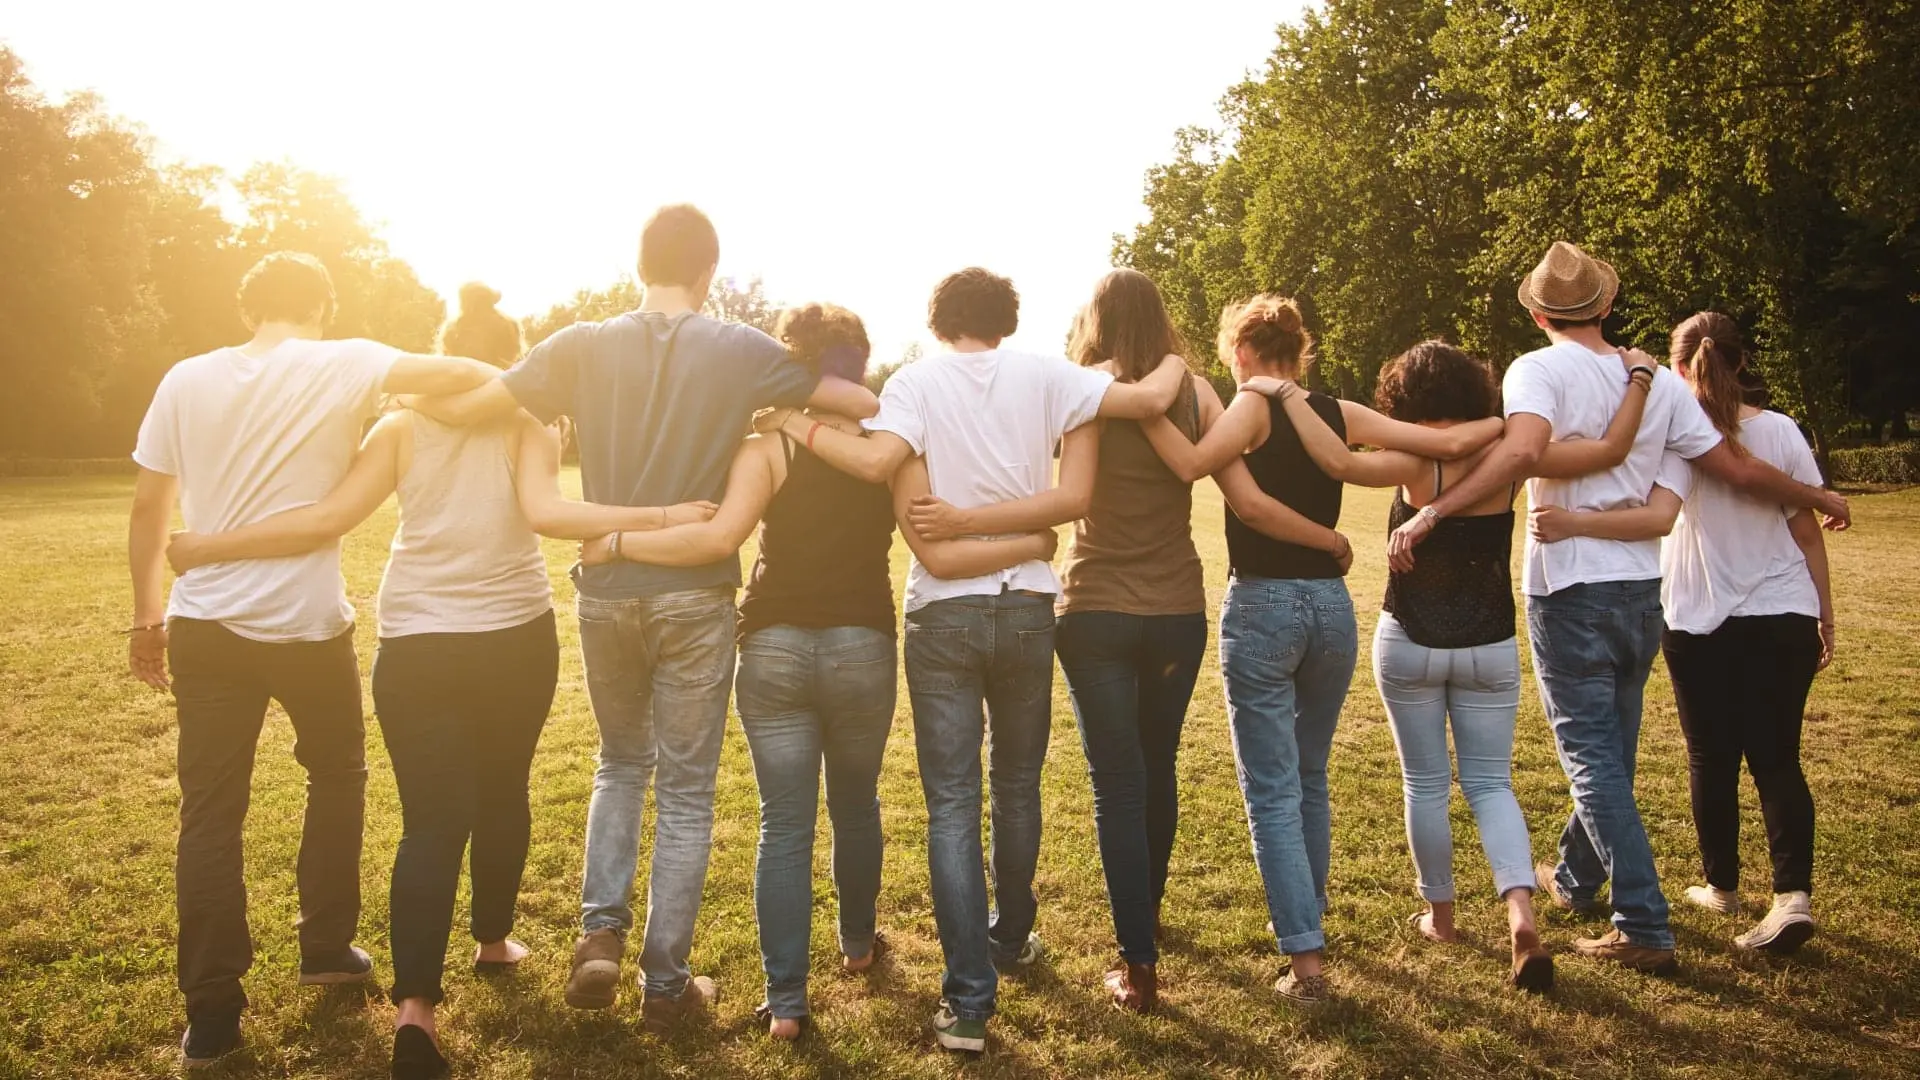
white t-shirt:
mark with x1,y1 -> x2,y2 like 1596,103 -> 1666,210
133,339 -> 401,641
1655,411 -> 1822,634
865,349 -> 1113,612
1504,341 -> 1723,596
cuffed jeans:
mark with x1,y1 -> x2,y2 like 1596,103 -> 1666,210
1220,577 -> 1357,957
735,624 -> 896,1019
576,587 -> 736,998
1055,610 -> 1207,965
1663,614 -> 1821,896
168,618 -> 366,1021
1527,579 -> 1673,949
1373,614 -> 1533,902
905,592 -> 1055,1022
372,611 -> 558,1005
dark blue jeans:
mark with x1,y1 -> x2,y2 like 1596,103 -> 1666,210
904,592 -> 1055,1022
1527,579 -> 1673,949
1055,610 -> 1207,965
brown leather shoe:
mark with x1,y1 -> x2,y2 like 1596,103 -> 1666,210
564,929 -> 623,1010
1571,929 -> 1677,974
1103,960 -> 1157,1014
641,975 -> 720,1034
1509,931 -> 1554,993
1535,862 -> 1601,914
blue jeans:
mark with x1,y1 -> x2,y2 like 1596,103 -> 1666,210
1220,576 -> 1357,957
904,592 -> 1055,1022
1527,579 -> 1673,949
1056,610 -> 1207,965
735,625 -> 897,1019
575,587 -> 737,998
1373,615 -> 1533,902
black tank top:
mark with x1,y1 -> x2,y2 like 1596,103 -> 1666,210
737,435 -> 897,643
1381,461 -> 1516,648
1225,393 -> 1346,580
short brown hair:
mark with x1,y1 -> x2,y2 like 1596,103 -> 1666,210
775,302 -> 871,383
638,204 -> 719,288
1219,293 -> 1311,373
928,268 -> 1019,344
236,252 -> 336,328
1069,269 -> 1187,383
1373,341 -> 1498,423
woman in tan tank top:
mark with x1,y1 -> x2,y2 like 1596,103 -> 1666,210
165,287 -> 714,1079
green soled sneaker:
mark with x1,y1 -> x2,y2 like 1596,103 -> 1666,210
932,1003 -> 987,1053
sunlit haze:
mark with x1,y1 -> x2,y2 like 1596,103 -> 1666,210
6,1 -> 1300,360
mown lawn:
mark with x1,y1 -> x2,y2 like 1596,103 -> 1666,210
2,473 -> 1918,1079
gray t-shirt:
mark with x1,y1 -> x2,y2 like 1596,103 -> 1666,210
502,310 -> 818,599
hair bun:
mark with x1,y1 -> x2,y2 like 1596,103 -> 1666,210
457,281 -> 502,314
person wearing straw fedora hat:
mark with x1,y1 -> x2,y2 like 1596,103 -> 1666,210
1383,240 -> 1849,976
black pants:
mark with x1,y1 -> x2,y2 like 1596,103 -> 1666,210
1662,613 -> 1821,896
169,619 -> 367,1020
372,611 -> 558,1005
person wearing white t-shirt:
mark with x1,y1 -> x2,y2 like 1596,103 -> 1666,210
766,268 -> 1187,1052
126,252 -> 503,1069
1386,243 -> 1847,977
1530,312 -> 1835,960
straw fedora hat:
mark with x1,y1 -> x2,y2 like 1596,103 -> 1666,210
1517,241 -> 1619,322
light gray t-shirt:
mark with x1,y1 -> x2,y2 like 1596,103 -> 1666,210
133,338 -> 399,641
865,348 -> 1112,612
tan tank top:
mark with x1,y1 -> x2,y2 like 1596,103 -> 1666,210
1058,375 -> 1206,617
376,416 -> 553,637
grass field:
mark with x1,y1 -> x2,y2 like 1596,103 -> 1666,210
3,474 -> 1919,1079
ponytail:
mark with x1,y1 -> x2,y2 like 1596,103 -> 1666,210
1670,312 -> 1750,456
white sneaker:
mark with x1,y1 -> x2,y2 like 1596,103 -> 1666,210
1684,884 -> 1740,916
1735,892 -> 1816,955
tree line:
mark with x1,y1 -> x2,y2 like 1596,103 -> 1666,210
1115,0 -> 1919,468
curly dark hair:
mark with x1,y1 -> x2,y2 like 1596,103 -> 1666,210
927,267 -> 1019,344
1372,340 -> 1498,423
236,252 -> 336,329
775,302 -> 871,383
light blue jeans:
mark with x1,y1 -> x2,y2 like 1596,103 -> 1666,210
1528,580 -> 1674,949
735,625 -> 897,1020
904,592 -> 1056,1022
575,587 -> 737,998
1220,576 -> 1357,957
1373,614 -> 1533,902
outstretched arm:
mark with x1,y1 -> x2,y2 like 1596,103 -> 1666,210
1097,354 -> 1189,419
1690,441 -> 1849,529
772,410 -> 915,485
904,423 -> 1100,540
1388,412 -> 1553,571
165,416 -> 406,573
513,417 -> 716,540
1787,509 -> 1836,669
401,380 -> 520,428
1254,380 -> 1431,488
1534,367 -> 1654,479
584,437 -> 776,568
128,467 -> 179,689
892,457 -> 1056,579
1140,390 -> 1269,483
382,354 -> 503,398
804,376 -> 880,420
1529,485 -> 1683,544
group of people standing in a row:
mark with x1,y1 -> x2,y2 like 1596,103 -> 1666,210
127,204 -> 1849,1076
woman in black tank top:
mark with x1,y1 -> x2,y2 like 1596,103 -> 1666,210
1250,340 -> 1653,994
580,304 -> 1052,1040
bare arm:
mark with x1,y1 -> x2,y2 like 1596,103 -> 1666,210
804,376 -> 880,420
1534,369 -> 1653,479
401,379 -> 521,428
166,417 -> 405,573
382,354 -> 503,397
1389,412 -> 1552,571
1262,382 -> 1430,487
891,456 -> 1056,579
774,411 -> 915,485
592,437 -> 777,567
1338,400 -> 1504,461
1787,508 -> 1836,669
1691,441 -> 1849,529
128,468 -> 179,689
904,423 -> 1100,540
1141,391 -> 1269,483
513,417 -> 716,540
1528,485 -> 1683,543
1097,353 -> 1189,420
1213,459 -> 1353,572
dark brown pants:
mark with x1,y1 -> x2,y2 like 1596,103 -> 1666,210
169,618 -> 366,1019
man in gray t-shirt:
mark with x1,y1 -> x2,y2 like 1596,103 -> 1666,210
413,205 -> 876,1021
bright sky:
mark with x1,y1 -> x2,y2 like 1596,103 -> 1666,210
5,1 -> 1298,362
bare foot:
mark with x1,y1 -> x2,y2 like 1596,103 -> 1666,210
769,1016 -> 803,1041
475,938 -> 529,966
